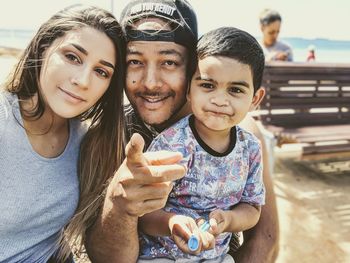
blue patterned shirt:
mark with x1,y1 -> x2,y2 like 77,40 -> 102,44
139,115 -> 265,261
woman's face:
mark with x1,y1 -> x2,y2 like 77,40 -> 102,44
261,20 -> 281,47
39,26 -> 116,119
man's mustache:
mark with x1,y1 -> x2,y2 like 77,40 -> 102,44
135,91 -> 176,98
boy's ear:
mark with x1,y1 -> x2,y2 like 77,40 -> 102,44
249,87 -> 265,111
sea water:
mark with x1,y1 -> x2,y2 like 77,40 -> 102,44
1,29 -> 350,83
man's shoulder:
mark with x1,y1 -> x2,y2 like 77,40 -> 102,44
124,104 -> 142,126
124,104 -> 136,121
123,104 -> 155,149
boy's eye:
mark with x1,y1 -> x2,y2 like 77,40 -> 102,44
200,83 -> 214,90
66,53 -> 81,64
228,87 -> 244,94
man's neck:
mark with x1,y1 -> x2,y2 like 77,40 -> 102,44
153,101 -> 192,132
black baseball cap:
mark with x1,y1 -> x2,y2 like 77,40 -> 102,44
120,0 -> 198,51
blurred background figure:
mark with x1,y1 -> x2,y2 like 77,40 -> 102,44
307,44 -> 316,61
259,8 -> 293,61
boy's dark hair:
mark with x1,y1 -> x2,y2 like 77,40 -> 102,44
259,9 -> 282,26
197,27 -> 265,92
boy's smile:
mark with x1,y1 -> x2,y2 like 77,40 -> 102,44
188,55 -> 258,136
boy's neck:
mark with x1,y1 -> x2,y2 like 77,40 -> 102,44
191,115 -> 234,154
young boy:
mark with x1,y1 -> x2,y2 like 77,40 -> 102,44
138,27 -> 266,262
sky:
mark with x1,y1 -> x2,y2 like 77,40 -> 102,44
0,0 -> 350,41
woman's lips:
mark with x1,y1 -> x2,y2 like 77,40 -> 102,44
59,87 -> 86,103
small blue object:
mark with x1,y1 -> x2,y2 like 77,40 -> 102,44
199,221 -> 210,232
188,235 -> 199,251
187,221 -> 210,251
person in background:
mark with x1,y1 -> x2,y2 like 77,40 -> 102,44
259,8 -> 293,62
0,4 -> 126,263
84,1 -> 279,263
307,45 -> 316,62
138,26 -> 266,263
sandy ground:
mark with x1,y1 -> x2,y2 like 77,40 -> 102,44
1,51 -> 349,262
273,147 -> 350,263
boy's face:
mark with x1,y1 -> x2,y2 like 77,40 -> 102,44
188,56 -> 261,133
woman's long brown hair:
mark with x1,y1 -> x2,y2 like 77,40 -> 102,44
60,5 -> 126,261
3,5 -> 126,261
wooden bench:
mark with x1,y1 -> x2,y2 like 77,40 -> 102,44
256,62 -> 350,155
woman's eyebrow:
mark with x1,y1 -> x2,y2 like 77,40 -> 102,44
71,43 -> 115,69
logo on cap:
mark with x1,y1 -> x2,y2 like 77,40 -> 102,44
130,3 -> 176,17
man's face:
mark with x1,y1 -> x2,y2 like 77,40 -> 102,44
261,20 -> 281,47
125,18 -> 189,126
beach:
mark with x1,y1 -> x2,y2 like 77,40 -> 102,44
273,147 -> 350,262
1,50 -> 350,263
0,47 -> 19,84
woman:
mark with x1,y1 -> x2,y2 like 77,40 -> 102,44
0,5 -> 125,262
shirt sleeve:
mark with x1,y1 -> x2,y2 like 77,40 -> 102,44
147,132 -> 174,152
0,93 -> 9,142
240,138 -> 265,206
147,128 -> 193,179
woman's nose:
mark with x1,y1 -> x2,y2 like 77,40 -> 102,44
71,67 -> 91,89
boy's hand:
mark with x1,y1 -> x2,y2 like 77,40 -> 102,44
169,215 -> 215,254
208,209 -> 229,236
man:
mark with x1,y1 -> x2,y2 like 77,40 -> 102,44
259,8 -> 293,62
85,1 -> 279,262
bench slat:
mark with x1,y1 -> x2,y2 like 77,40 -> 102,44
260,112 -> 350,126
265,90 -> 350,96
260,62 -> 350,154
303,143 -> 350,155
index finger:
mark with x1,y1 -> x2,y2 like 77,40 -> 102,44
144,150 -> 183,165
125,133 -> 147,166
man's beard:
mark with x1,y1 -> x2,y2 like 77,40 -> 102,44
128,91 -> 187,131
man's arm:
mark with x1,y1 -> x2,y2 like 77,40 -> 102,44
139,210 -> 175,237
85,193 -> 139,263
235,115 -> 279,263
85,134 -> 186,263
